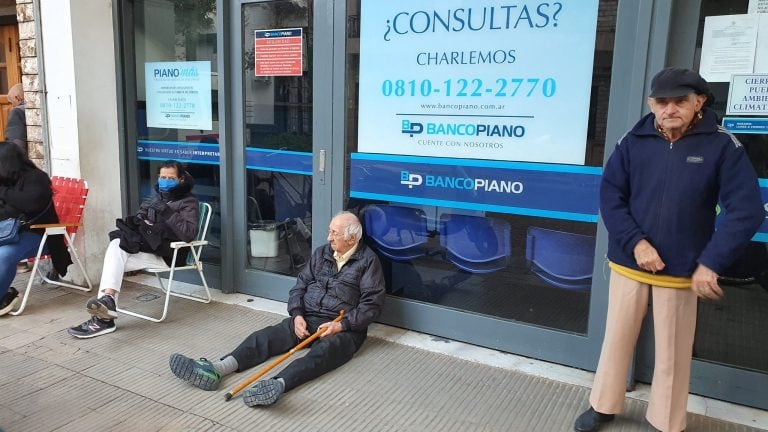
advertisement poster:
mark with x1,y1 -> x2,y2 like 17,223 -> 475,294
255,28 -> 303,76
145,61 -> 212,130
357,0 -> 599,165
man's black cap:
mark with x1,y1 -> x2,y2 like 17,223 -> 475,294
649,67 -> 710,98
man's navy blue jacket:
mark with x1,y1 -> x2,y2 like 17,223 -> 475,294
600,108 -> 764,276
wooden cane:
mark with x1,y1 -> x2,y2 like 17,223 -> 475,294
224,310 -> 345,401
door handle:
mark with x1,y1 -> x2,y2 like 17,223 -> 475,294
318,149 -> 326,184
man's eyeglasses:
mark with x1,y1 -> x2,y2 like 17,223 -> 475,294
328,229 -> 345,238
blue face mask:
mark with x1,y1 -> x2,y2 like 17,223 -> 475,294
158,178 -> 180,191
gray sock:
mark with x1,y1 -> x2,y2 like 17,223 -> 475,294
212,355 -> 238,376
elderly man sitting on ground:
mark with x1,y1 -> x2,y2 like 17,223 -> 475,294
169,211 -> 386,406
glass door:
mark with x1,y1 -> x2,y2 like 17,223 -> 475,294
634,0 -> 768,410
232,0 -> 324,299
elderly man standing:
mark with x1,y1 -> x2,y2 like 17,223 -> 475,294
574,68 -> 764,432
170,211 -> 385,407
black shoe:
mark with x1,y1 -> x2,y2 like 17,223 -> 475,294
574,407 -> 615,432
45,268 -> 59,281
67,316 -> 116,338
243,378 -> 285,407
86,295 -> 117,320
0,287 -> 19,316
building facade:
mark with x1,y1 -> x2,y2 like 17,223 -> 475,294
18,0 -> 768,411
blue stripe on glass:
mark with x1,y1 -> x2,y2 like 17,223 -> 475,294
351,152 -> 603,175
350,191 -> 599,223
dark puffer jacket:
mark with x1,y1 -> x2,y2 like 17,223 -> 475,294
109,172 -> 199,266
287,242 -> 386,333
0,167 -> 72,275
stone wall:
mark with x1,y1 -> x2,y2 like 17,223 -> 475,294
15,0 -> 44,168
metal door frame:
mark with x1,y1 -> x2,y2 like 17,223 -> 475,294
629,0 -> 768,410
228,0 -> 335,299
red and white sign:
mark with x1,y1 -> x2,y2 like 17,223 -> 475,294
255,28 -> 303,76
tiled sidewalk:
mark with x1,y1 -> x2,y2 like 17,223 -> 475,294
0,276 -> 765,432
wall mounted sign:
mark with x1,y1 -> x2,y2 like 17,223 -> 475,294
357,0 -> 599,165
722,117 -> 768,134
145,61 -> 212,130
727,73 -> 768,115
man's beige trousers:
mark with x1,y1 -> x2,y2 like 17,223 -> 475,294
589,271 -> 697,432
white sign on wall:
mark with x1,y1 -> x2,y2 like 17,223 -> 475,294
727,74 -> 768,115
145,61 -> 212,130
749,0 -> 768,14
357,0 -> 599,165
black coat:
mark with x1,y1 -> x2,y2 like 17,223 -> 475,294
0,167 -> 72,275
287,242 -> 386,333
109,173 -> 199,266
4,104 -> 27,152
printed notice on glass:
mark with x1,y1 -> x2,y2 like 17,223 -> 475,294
357,0 -> 599,165
145,61 -> 212,130
700,15 -> 759,82
727,74 -> 768,115
755,14 -> 768,73
255,28 -> 303,76
749,0 -> 768,13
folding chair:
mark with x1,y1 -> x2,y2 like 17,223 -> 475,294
115,202 -> 213,322
11,177 -> 93,315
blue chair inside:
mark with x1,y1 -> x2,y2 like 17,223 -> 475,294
525,227 -> 596,291
363,204 -> 429,261
439,214 -> 511,273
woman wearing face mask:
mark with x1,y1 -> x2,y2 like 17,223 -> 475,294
68,160 -> 199,338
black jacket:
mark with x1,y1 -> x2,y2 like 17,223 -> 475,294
0,168 -> 72,275
109,173 -> 199,266
5,104 -> 27,152
287,242 -> 386,333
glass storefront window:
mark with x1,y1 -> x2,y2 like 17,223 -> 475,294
242,1 -> 313,277
693,0 -> 768,375
131,0 -> 221,264
344,0 -> 617,334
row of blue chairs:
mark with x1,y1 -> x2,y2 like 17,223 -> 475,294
362,205 -> 596,291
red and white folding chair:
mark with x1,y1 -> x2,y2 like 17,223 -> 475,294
11,177 -> 93,315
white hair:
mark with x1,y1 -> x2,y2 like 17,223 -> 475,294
334,210 -> 362,242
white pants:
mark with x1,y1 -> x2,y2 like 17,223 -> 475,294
99,238 -> 168,295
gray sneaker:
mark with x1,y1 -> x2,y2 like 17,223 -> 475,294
67,316 -> 116,339
243,378 -> 285,407
169,353 -> 221,391
86,295 -> 118,320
